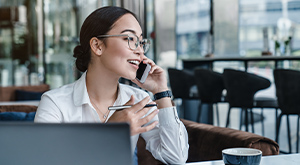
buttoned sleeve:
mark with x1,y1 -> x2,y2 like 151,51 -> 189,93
140,106 -> 189,164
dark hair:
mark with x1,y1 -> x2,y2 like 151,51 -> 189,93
73,6 -> 138,72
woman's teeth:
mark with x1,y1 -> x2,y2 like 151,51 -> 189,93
128,60 -> 139,65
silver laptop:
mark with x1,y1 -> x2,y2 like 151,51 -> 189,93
0,123 -> 132,165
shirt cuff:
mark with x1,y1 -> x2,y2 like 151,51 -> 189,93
158,106 -> 181,125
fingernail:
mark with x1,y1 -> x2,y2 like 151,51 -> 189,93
156,109 -> 159,114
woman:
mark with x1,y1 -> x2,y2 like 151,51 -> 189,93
35,6 -> 188,164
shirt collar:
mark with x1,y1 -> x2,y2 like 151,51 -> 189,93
73,71 -> 90,106
114,83 -> 127,106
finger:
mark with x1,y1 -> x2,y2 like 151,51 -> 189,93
141,59 -> 162,74
142,58 -> 154,63
135,106 -> 153,119
143,59 -> 155,67
124,95 -> 135,106
131,96 -> 150,112
148,101 -> 156,104
137,120 -> 158,134
138,109 -> 159,125
149,65 -> 162,74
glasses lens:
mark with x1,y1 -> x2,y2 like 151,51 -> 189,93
127,33 -> 138,50
127,33 -> 150,53
141,39 -> 150,53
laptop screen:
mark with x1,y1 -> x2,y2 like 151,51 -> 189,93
0,123 -> 132,165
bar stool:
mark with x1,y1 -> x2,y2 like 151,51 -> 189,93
194,68 -> 225,125
168,68 -> 197,118
274,69 -> 300,153
223,68 -> 271,133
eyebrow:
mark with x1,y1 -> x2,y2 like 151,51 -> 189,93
120,29 -> 143,37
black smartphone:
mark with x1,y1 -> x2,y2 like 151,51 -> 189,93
136,62 -> 151,83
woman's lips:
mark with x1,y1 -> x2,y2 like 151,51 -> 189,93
127,60 -> 140,69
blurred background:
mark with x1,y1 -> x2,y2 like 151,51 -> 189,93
1,0 -> 300,154
1,0 -> 300,88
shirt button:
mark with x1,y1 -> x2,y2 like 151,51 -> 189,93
175,116 -> 180,123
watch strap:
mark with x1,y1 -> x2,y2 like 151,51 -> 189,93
154,90 -> 172,100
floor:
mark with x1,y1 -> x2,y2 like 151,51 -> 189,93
217,103 -> 299,154
177,100 -> 300,154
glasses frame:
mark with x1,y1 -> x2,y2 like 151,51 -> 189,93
96,33 -> 150,53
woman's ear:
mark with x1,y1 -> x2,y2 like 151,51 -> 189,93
90,37 -> 103,56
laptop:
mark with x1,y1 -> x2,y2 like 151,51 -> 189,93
0,123 -> 132,165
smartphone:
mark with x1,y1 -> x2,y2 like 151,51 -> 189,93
136,62 -> 151,83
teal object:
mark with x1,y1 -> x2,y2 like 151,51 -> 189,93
222,148 -> 262,165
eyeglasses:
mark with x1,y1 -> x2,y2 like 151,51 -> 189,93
96,33 -> 151,53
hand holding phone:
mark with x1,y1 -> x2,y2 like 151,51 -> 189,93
136,62 -> 151,83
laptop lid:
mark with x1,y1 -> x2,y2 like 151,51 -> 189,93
0,123 -> 132,165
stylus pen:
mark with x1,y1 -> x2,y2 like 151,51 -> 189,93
108,104 -> 157,111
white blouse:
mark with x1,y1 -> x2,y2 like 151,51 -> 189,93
34,72 -> 189,164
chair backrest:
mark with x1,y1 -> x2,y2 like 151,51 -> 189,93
194,68 -> 225,103
223,69 -> 271,108
273,69 -> 300,115
0,84 -> 50,101
168,68 -> 196,99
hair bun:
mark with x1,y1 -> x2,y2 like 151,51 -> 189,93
73,45 -> 84,58
73,45 -> 89,72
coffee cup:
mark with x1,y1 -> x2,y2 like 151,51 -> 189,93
222,148 -> 262,165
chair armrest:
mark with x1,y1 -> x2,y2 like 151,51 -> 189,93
181,119 -> 279,162
137,137 -> 164,165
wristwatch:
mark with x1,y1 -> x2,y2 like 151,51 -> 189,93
154,90 -> 172,100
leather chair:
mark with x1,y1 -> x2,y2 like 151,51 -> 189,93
223,69 -> 273,133
274,69 -> 300,153
254,96 -> 278,136
137,119 -> 279,164
194,68 -> 225,125
168,68 -> 198,118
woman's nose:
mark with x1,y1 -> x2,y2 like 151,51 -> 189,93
134,43 -> 144,55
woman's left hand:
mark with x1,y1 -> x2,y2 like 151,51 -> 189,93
132,58 -> 168,94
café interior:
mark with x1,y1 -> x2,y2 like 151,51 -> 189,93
0,0 -> 300,164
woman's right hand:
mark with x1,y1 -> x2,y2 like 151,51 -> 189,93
107,95 -> 159,136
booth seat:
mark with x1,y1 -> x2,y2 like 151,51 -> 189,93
0,84 -> 49,121
0,84 -> 50,101
137,119 -> 279,164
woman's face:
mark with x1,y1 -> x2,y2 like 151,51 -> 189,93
98,13 -> 145,80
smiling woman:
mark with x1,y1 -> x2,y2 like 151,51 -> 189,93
34,6 -> 189,164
